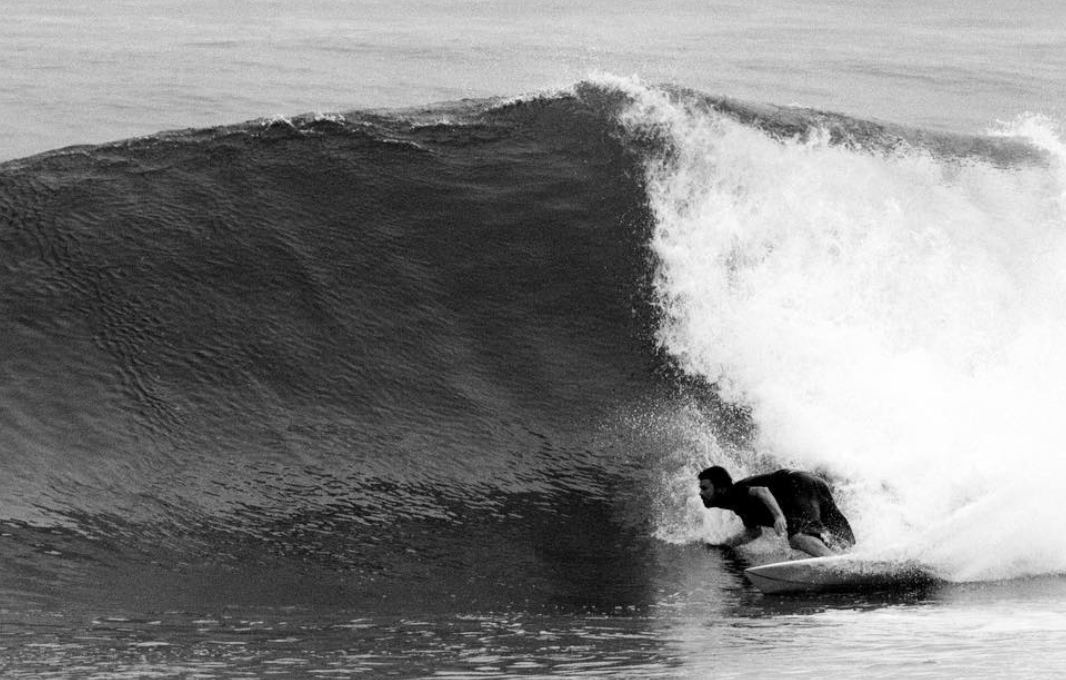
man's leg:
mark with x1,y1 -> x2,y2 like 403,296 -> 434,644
794,473 -> 856,553
782,473 -> 833,556
821,501 -> 855,548
815,478 -> 856,547
789,532 -> 836,557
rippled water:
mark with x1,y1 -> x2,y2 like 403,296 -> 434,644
5,548 -> 1066,679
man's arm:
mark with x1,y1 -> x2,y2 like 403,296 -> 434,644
748,486 -> 788,536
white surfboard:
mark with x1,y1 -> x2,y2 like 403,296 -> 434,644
744,554 -> 938,594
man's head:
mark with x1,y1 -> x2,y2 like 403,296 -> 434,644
698,465 -> 733,508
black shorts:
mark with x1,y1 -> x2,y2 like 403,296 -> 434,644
781,472 -> 855,548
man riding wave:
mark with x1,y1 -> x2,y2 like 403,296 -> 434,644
698,465 -> 855,557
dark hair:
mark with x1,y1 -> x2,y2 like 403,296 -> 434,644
698,465 -> 733,488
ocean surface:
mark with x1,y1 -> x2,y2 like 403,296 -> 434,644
4,1 -> 1066,678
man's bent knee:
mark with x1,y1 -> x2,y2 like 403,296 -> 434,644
789,533 -> 836,558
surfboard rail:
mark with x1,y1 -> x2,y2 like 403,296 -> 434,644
744,555 -> 938,594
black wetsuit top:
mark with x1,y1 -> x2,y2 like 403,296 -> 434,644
722,469 -> 855,546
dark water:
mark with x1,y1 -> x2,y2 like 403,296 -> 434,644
0,83 -> 698,615
3,82 -> 1065,677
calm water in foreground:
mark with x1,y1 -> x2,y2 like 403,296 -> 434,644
3,542 -> 1066,678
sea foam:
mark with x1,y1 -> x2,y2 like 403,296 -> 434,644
610,76 -> 1066,581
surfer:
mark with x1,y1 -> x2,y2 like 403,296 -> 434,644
697,466 -> 855,557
